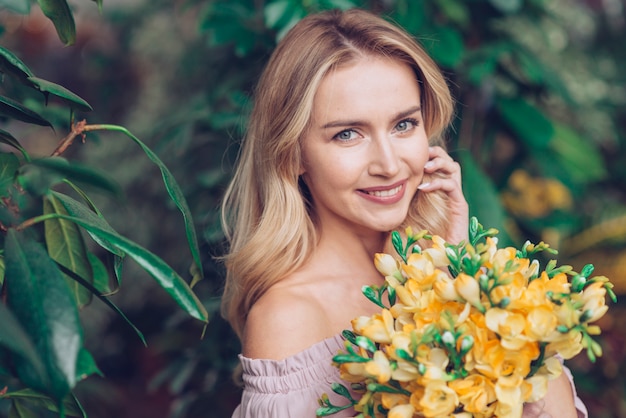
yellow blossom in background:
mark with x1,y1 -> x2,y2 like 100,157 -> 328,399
317,218 -> 615,418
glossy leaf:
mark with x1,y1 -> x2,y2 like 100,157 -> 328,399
0,129 -> 29,160
95,125 -> 203,281
0,45 -> 34,81
3,389 -> 85,417
457,150 -> 514,247
88,251 -> 113,295
30,158 -> 121,196
56,262 -> 145,345
44,209 -> 208,323
44,194 -> 94,308
36,0 -> 76,46
76,348 -> 102,381
52,191 -> 124,258
496,97 -> 554,149
0,152 -> 19,196
0,303 -> 46,380
27,77 -> 92,112
0,95 -> 52,127
4,229 -> 83,401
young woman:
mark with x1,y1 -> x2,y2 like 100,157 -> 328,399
221,8 -> 587,417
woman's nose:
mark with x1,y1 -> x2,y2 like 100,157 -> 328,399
368,136 -> 400,177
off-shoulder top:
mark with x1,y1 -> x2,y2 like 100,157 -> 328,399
231,334 -> 588,418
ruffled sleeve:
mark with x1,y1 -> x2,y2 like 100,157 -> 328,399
232,334 -> 355,418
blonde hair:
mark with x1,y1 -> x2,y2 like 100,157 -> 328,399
220,8 -> 455,338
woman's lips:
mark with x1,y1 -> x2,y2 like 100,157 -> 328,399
358,181 -> 406,204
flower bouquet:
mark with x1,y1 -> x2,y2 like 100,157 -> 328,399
317,218 -> 615,418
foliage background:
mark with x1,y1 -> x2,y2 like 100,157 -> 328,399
0,0 -> 624,416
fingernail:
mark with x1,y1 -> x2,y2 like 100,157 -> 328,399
418,182 -> 430,190
424,161 -> 434,169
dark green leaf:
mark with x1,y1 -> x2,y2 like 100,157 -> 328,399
30,158 -> 121,196
27,77 -> 92,112
8,400 -> 38,418
17,160 -> 67,196
423,25 -> 465,68
4,229 -> 83,401
44,194 -> 94,308
88,252 -> 113,295
496,97 -> 554,149
0,95 -> 52,127
0,303 -> 46,379
36,0 -> 76,46
390,0 -> 425,34
56,262 -> 146,345
457,150 -> 515,247
98,126 -> 203,282
75,348 -> 102,381
0,152 -> 19,195
51,192 -> 124,258
3,389 -> 85,417
0,129 -> 29,160
48,212 -> 208,323
548,124 -> 607,184
0,45 -> 34,81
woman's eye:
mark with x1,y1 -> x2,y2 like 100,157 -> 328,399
395,119 -> 417,132
334,129 -> 358,142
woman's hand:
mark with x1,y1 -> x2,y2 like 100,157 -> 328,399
418,146 -> 468,245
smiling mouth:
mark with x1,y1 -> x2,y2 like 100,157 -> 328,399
364,184 -> 403,198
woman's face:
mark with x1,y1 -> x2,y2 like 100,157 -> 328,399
300,56 -> 430,237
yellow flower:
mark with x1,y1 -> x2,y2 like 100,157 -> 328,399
365,351 -> 392,383
524,374 -> 549,403
387,404 -> 415,418
524,306 -> 558,341
352,309 -> 396,344
423,235 -> 450,268
403,253 -> 437,289
545,330 -> 583,359
433,272 -> 462,302
455,273 -> 483,310
449,375 -> 496,414
419,380 -> 458,417
494,374 -> 524,417
485,308 -> 529,350
375,253 -> 401,277
580,281 -> 609,323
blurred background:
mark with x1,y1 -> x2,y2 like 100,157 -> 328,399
0,0 -> 624,416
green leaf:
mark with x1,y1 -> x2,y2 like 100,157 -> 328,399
496,97 -> 554,149
56,262 -> 145,345
30,158 -> 121,196
0,303 -> 46,380
0,152 -> 19,195
0,129 -> 29,160
36,0 -> 76,46
0,45 -> 34,81
423,25 -> 465,68
8,400 -> 38,418
51,191 -> 125,258
44,194 -> 94,308
17,160 -> 67,196
27,77 -> 92,112
88,251 -> 113,295
457,150 -> 515,247
45,212 -> 208,323
4,229 -> 83,401
75,348 -> 102,381
390,0 -> 426,34
94,125 -> 203,282
3,389 -> 85,417
548,123 -> 607,184
0,95 -> 52,127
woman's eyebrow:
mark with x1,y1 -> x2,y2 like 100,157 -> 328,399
319,105 -> 422,130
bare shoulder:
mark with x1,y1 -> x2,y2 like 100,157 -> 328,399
241,283 -> 331,360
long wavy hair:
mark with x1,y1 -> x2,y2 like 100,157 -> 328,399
220,8 -> 455,339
